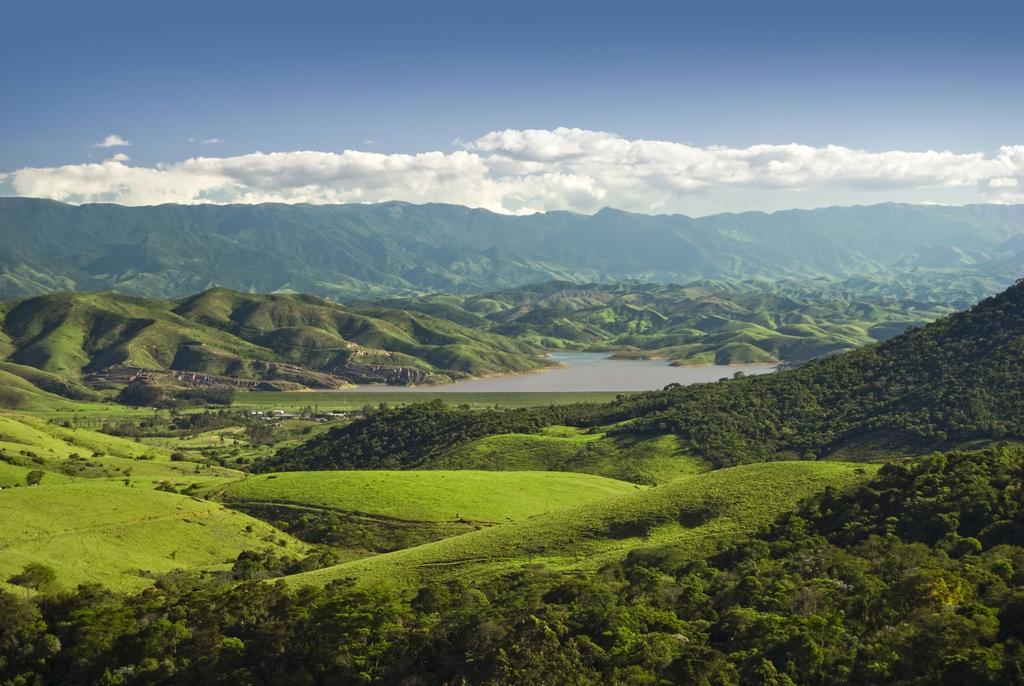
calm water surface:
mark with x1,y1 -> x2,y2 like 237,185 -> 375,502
343,352 -> 777,393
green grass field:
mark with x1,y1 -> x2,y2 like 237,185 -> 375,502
0,412 -> 241,487
0,481 -> 309,591
432,428 -> 706,484
205,469 -> 643,524
285,461 -> 876,589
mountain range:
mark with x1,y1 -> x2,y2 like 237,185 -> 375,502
1,198 -> 1022,299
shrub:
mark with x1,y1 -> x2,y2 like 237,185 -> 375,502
8,562 -> 57,591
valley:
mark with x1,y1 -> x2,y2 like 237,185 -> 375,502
0,207 -> 1022,685
7,3 -> 1024,681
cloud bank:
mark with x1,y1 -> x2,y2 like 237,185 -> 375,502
8,128 -> 1024,214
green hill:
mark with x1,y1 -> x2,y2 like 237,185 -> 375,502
0,481 -> 308,591
429,429 -> 705,484
370,278 -> 960,365
7,446 -> 1021,685
0,288 -> 545,399
284,460 -> 873,588
0,412 -> 240,487
207,470 -> 639,524
0,365 -> 89,411
204,469 -> 643,556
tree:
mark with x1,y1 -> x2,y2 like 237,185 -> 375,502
116,382 -> 165,407
26,470 -> 44,486
8,562 -> 57,592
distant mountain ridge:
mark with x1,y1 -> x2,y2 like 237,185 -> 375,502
1,198 -> 1022,299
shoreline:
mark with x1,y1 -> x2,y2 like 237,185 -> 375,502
303,352 -> 777,394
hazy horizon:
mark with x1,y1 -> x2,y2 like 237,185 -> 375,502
4,194 -> 1024,220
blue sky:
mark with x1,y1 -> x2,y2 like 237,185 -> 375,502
2,0 -> 1023,214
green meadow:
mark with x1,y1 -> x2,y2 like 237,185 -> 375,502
204,469 -> 642,524
0,481 -> 308,591
0,412 -> 241,485
0,393 -> 889,599
433,428 -> 707,484
285,460 -> 876,588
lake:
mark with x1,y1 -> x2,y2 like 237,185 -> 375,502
342,352 -> 777,393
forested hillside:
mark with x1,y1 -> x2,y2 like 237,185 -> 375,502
610,278 -> 1024,464
1,198 -> 1021,298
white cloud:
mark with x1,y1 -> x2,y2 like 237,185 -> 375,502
92,134 -> 131,148
10,128 -> 1024,214
189,137 -> 224,145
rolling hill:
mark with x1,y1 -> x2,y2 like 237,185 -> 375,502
430,429 -> 706,484
11,446 -> 1019,685
0,411 -> 240,486
368,279 -> 960,364
284,461 -> 873,588
0,287 -> 545,397
206,470 -> 640,524
0,411 -> 302,591
0,198 -> 1022,299
0,481 -> 309,591
203,469 -> 643,555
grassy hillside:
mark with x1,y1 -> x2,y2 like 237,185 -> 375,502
204,469 -> 642,557
370,278 -> 961,365
286,461 -> 873,588
0,366 -> 89,411
0,288 -> 545,400
0,412 -> 240,487
0,481 -> 308,591
263,400 -> 613,472
206,469 -> 640,524
431,429 -> 706,484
